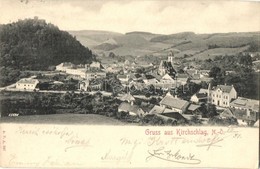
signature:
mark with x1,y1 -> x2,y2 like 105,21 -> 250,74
146,147 -> 201,165
195,135 -> 224,150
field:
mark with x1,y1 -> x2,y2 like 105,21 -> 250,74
0,114 -> 126,125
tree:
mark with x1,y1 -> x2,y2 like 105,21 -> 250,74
0,18 -> 93,86
108,52 -> 116,58
209,66 -> 222,79
238,54 -> 252,67
207,103 -> 217,118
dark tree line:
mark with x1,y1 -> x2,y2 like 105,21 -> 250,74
207,53 -> 259,99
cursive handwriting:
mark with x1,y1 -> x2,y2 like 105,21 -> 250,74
146,147 -> 201,165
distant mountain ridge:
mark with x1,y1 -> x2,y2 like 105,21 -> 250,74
69,30 -> 260,57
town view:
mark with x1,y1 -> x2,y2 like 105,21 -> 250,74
0,17 -> 259,127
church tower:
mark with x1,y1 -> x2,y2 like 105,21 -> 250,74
168,51 -> 174,64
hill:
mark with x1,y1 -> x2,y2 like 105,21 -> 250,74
68,30 -> 123,48
71,30 -> 260,57
0,18 -> 93,86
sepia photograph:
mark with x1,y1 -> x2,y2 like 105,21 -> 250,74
0,0 -> 259,168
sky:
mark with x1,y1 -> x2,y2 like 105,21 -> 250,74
0,0 -> 259,34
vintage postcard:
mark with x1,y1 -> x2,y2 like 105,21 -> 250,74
0,0 -> 259,168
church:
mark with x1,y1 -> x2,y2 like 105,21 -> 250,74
158,51 -> 177,77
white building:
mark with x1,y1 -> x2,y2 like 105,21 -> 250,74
16,78 -> 39,90
65,68 -> 86,78
85,70 -> 106,80
209,85 -> 237,107
56,62 -> 75,72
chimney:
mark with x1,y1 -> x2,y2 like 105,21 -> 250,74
207,82 -> 211,103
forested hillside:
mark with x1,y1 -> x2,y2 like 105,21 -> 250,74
0,18 -> 93,86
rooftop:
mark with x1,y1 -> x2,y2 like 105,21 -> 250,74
17,78 -> 39,84
230,97 -> 259,112
118,102 -> 141,114
120,93 -> 135,102
160,95 -> 190,110
214,85 -> 234,93
149,105 -> 182,114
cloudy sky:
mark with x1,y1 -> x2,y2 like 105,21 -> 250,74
0,0 -> 259,34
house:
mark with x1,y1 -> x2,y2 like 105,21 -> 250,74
149,105 -> 169,114
79,79 -> 103,91
230,97 -> 259,112
160,73 -> 175,84
65,68 -> 86,79
130,73 -> 142,82
105,66 -> 122,73
149,105 -> 186,121
158,54 -> 177,76
16,78 -> 39,90
159,95 -> 190,114
176,73 -> 189,85
118,102 -> 145,116
220,108 -> 236,119
198,70 -> 210,78
85,69 -> 106,80
229,108 -> 257,126
56,62 -> 75,72
190,92 -> 208,103
119,93 -> 135,103
89,61 -> 104,70
229,97 -> 259,124
117,74 -> 130,84
209,85 -> 237,107
139,102 -> 155,114
186,104 -> 202,115
142,74 -> 158,85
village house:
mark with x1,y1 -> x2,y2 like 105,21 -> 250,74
55,61 -> 106,80
105,66 -> 122,73
118,102 -> 145,116
159,95 -> 190,114
230,97 -> 259,112
65,68 -> 86,79
142,74 -> 158,85
55,62 -> 75,72
190,92 -> 208,103
85,69 -> 106,80
229,97 -> 259,125
176,73 -> 190,85
139,102 -> 155,114
119,93 -> 135,103
209,85 -> 237,107
198,70 -> 210,78
160,73 -> 175,84
220,108 -> 236,119
89,61 -> 104,70
130,73 -> 143,82
117,74 -> 130,85
16,78 -> 39,90
79,79 -> 103,91
149,105 -> 186,121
